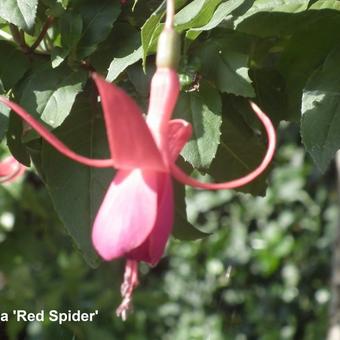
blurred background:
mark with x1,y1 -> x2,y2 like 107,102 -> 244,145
0,123 -> 337,339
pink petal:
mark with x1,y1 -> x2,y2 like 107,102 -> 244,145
0,157 -> 18,177
92,169 -> 159,260
124,120 -> 191,264
146,175 -> 173,265
0,156 -> 26,183
126,173 -> 173,265
124,120 -> 192,264
92,73 -> 165,171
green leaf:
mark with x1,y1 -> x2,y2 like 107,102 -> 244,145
278,13 -> 340,120
176,0 -> 222,32
0,41 -> 29,91
51,47 -> 68,69
301,46 -> 340,173
175,0 -> 205,28
234,1 -> 338,39
235,4 -> 340,39
0,0 -> 38,32
209,95 -> 267,195
26,139 -> 44,180
76,1 -> 120,59
41,92 -> 113,267
141,1 -> 166,68
173,180 -> 209,240
250,68 -> 289,125
175,81 -> 222,170
107,26 -> 142,82
51,13 -> 82,68
309,0 -> 340,10
234,0 -> 309,26
59,11 -> 83,49
0,40 -> 26,140
127,61 -> 155,110
41,0 -> 68,17
6,112 -> 30,166
235,11 -> 301,38
19,64 -> 87,132
0,101 -> 10,142
198,37 -> 255,97
186,0 -> 245,41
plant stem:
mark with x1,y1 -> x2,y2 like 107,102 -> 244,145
29,16 -> 54,52
9,24 -> 29,52
165,0 -> 175,29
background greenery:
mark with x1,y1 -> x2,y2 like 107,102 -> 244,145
0,124 -> 336,339
0,0 -> 340,338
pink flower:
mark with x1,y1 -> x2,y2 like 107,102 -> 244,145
90,70 -> 192,318
91,131 -> 191,265
0,69 -> 276,319
89,69 -> 276,318
90,70 -> 190,264
0,156 -> 26,183
0,0 -> 277,318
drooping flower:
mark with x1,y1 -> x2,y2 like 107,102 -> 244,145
0,156 -> 26,183
90,69 -> 193,318
0,69 -> 275,319
0,0 -> 276,319
90,68 -> 184,262
89,61 -> 276,317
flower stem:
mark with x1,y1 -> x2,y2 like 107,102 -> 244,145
157,0 -> 180,69
165,0 -> 175,29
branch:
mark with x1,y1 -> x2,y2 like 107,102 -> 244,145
29,16 -> 54,52
9,24 -> 29,53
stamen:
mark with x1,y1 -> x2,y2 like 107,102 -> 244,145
116,260 -> 139,321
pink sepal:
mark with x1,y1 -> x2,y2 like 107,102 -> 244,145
92,73 -> 165,171
170,102 -> 276,190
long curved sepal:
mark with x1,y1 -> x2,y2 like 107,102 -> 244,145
0,97 -> 113,168
170,102 -> 276,190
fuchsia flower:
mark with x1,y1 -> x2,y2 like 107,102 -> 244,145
91,69 -> 189,264
91,69 -> 193,318
0,156 -> 26,183
0,2 -> 276,318
0,70 -> 275,319
90,65 -> 276,318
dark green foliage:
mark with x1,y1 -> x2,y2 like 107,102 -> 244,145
0,2 -> 339,337
0,0 -> 339,248
0,130 -> 334,339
